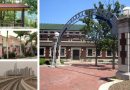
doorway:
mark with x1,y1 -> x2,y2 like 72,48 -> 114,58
73,49 -> 80,60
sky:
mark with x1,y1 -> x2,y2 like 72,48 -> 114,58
0,31 -> 17,37
0,61 -> 37,76
0,31 -> 36,40
41,0 -> 130,24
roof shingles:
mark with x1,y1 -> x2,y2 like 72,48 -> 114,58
40,24 -> 84,31
0,4 -> 29,11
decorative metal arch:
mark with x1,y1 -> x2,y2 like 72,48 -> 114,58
58,9 -> 118,45
52,8 -> 118,66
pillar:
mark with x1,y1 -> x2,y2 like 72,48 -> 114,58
116,17 -> 130,80
56,45 -> 61,66
21,9 -> 25,27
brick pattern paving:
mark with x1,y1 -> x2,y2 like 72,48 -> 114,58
40,64 -> 117,90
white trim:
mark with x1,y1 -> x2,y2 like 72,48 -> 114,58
86,48 -> 95,57
49,47 -> 52,57
106,50 -> 113,57
40,47 -> 45,57
71,48 -> 81,60
97,50 -> 102,57
116,51 -> 118,57
60,47 -> 66,57
128,32 -> 130,80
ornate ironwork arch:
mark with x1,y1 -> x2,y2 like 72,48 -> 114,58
52,9 -> 118,66
58,9 -> 118,45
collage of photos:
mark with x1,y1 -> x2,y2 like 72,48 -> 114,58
1,0 -> 130,90
0,0 -> 38,90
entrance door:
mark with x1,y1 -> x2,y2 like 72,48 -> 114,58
73,50 -> 80,60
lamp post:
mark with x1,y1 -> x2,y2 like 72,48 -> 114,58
6,31 -> 8,59
52,32 -> 59,67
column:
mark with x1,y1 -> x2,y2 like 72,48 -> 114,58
56,45 -> 61,66
21,9 -> 25,27
116,17 -> 130,80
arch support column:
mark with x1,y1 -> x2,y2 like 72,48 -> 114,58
116,17 -> 130,80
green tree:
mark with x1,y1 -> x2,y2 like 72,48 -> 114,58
98,35 -> 118,69
0,0 -> 16,26
22,0 -> 37,14
25,32 -> 37,56
81,1 -> 124,68
94,1 -> 123,69
14,31 -> 29,57
80,17 -> 102,66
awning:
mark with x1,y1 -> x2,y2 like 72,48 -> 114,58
0,4 -> 30,11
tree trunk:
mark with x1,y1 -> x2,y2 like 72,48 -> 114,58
31,42 -> 34,56
6,31 -> 8,59
95,45 -> 98,66
20,37 -> 23,57
112,49 -> 116,69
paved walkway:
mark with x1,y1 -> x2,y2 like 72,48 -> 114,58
40,64 -> 117,90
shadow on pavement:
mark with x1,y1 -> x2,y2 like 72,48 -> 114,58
71,64 -> 112,71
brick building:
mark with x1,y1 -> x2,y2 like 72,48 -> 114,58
40,24 -> 118,62
0,35 -> 21,58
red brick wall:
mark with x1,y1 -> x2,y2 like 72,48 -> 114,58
66,47 -> 71,59
45,47 -> 50,58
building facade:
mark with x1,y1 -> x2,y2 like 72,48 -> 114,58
40,24 -> 118,62
0,35 -> 21,58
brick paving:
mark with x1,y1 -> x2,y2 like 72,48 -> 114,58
40,64 -> 117,90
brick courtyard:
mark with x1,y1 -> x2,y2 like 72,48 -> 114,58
40,64 -> 117,90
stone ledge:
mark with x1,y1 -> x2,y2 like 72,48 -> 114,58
116,71 -> 130,80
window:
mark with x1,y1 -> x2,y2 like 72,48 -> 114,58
87,49 -> 93,56
40,48 -> 45,56
69,32 -> 73,34
97,50 -> 101,57
75,32 -> 79,34
60,48 -> 66,57
44,31 -> 48,33
106,50 -> 112,57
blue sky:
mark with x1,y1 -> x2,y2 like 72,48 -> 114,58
40,0 -> 130,24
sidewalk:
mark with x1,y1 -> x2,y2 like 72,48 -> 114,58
40,64 -> 117,90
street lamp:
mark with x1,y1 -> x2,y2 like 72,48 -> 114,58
52,32 -> 59,67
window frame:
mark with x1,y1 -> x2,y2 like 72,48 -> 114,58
106,50 -> 113,57
40,47 -> 46,57
60,47 -> 66,57
86,48 -> 95,57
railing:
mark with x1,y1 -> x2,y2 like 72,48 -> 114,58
21,79 -> 36,90
0,77 -> 20,84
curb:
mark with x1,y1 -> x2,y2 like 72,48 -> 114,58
98,79 -> 123,90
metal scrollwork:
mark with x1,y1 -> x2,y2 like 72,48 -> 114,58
52,9 -> 118,63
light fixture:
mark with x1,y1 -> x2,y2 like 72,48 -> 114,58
54,32 -> 59,37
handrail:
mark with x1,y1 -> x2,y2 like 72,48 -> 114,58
21,79 -> 36,90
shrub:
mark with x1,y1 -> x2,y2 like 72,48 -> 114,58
9,52 -> 16,58
60,60 -> 64,64
40,58 -> 46,65
40,58 -> 51,65
3,52 -> 16,59
3,54 -> 7,59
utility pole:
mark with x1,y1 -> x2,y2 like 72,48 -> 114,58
6,31 -> 8,59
